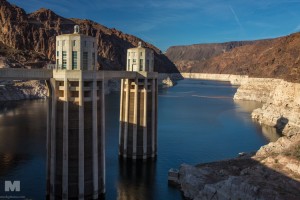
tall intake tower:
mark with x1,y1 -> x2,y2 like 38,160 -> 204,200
47,25 -> 105,199
119,42 -> 158,159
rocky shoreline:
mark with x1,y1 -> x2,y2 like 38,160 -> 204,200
0,80 -> 47,101
172,73 -> 300,199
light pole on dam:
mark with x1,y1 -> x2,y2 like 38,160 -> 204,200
45,26 -> 158,200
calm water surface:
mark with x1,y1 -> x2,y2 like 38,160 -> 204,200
0,79 -> 279,199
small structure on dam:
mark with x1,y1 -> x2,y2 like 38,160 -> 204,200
119,42 -> 158,159
47,25 -> 105,199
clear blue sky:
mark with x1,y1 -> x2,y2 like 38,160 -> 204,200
8,0 -> 300,52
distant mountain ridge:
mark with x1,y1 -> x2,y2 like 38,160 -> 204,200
166,34 -> 300,82
166,41 -> 256,62
0,0 -> 178,73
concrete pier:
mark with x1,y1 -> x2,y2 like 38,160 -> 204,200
47,71 -> 105,199
119,77 -> 158,159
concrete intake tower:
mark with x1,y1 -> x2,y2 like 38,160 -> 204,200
119,42 -> 158,159
47,25 -> 105,199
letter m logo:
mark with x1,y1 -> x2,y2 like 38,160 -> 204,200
5,181 -> 20,192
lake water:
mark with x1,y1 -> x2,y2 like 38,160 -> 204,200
0,79 -> 279,199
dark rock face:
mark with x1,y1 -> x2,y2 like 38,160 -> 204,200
166,33 -> 300,83
166,41 -> 254,62
0,0 -> 178,73
0,80 -> 47,101
0,41 -> 48,68
165,41 -> 255,72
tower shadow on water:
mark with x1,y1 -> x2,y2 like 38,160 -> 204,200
117,159 -> 156,200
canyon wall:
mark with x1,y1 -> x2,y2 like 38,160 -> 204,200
181,72 -> 248,85
166,32 -> 300,83
165,41 -> 254,72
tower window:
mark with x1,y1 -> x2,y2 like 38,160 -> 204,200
140,52 -> 142,56
73,40 -> 76,46
72,51 -> 77,69
83,52 -> 88,70
128,59 -> 130,68
92,52 -> 95,69
140,59 -> 143,71
133,59 -> 136,63
57,41 -> 59,46
62,51 -> 67,69
93,42 -> 95,48
84,41 -> 87,47
56,51 -> 59,56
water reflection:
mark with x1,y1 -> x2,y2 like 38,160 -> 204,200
234,99 -> 263,113
0,100 -> 47,199
117,159 -> 156,200
0,100 -> 47,154
260,124 -> 281,142
234,99 -> 281,142
0,154 -> 29,176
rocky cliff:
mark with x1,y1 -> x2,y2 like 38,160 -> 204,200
0,0 -> 178,73
235,78 -> 300,136
166,33 -> 300,83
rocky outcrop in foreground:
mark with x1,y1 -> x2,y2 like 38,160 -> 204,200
174,74 -> 300,199
178,152 -> 300,200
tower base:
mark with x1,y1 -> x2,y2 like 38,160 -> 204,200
119,74 -> 158,160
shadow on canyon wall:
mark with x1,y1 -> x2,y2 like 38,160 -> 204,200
275,116 -> 289,134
